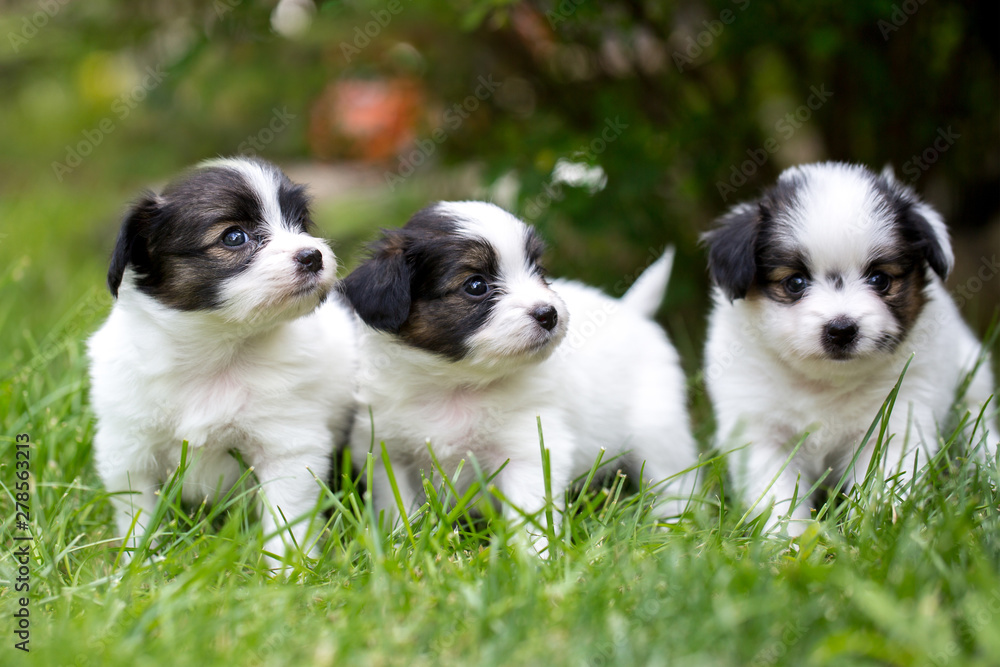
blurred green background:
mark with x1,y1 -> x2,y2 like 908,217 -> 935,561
1,0 -> 997,376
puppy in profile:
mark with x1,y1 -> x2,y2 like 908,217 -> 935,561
703,162 -> 998,535
88,157 -> 357,569
341,201 -> 698,547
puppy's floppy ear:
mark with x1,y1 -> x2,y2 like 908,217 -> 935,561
701,202 -> 762,301
341,232 -> 412,333
108,193 -> 159,298
904,201 -> 954,281
879,167 -> 954,281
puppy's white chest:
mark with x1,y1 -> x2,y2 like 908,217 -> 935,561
766,379 -> 881,462
169,371 -> 252,444
419,390 -> 497,451
370,383 -> 514,470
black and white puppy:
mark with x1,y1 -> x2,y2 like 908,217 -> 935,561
341,201 -> 698,547
88,157 -> 357,568
702,162 -> 998,535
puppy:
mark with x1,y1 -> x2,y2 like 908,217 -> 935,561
341,201 -> 698,547
88,157 -> 357,569
702,162 -> 998,535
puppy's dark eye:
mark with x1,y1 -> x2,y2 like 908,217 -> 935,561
222,228 -> 248,247
866,271 -> 891,293
782,274 -> 808,295
463,275 -> 489,298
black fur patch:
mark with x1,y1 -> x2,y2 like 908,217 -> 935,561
701,204 -> 761,301
866,170 -> 948,338
755,218 -> 811,304
702,174 -> 805,301
871,172 -> 950,280
864,258 -> 927,341
339,232 -> 412,333
107,158 -> 311,311
341,204 -> 510,361
524,229 -> 547,276
278,182 -> 313,234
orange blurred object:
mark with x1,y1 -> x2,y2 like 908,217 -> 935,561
308,77 -> 424,163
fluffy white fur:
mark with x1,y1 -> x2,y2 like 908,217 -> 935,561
346,202 -> 698,547
89,158 -> 357,569
704,162 -> 998,536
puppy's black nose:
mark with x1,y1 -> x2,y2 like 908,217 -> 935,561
530,305 -> 558,331
295,248 -> 323,274
824,317 -> 859,349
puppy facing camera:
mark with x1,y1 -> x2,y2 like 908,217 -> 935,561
88,157 -> 357,570
341,201 -> 699,549
702,161 -> 998,536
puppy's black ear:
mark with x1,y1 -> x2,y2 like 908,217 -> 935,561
701,203 -> 762,301
108,193 -> 159,298
877,169 -> 954,281
902,202 -> 954,281
341,233 -> 412,333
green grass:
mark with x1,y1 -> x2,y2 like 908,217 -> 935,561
2,180 -> 1000,667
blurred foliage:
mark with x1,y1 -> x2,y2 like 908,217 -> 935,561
0,0 -> 997,355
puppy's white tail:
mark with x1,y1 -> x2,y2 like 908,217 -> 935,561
621,246 -> 675,318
